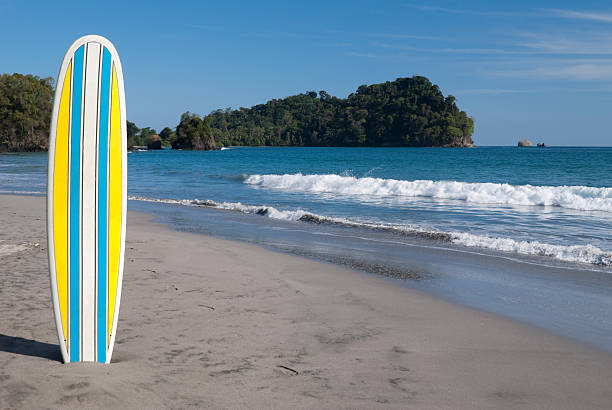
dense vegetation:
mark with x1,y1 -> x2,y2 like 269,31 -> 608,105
207,76 -> 474,147
126,121 -> 170,149
173,112 -> 217,150
0,73 -> 474,151
0,73 -> 54,152
127,115 -> 216,150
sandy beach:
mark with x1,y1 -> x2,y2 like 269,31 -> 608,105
1,194 -> 611,409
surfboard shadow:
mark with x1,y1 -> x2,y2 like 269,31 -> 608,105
0,334 -> 62,362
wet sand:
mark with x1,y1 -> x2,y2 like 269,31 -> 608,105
1,194 -> 611,409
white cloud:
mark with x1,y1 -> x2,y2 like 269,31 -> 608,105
538,63 -> 612,80
440,48 -> 530,55
452,89 -> 526,95
409,5 -> 612,22
371,42 -> 417,51
372,41 -> 533,55
368,33 -> 440,40
454,87 -> 612,94
371,32 -> 612,56
492,61 -> 612,80
344,52 -> 383,59
517,31 -> 612,55
409,4 -> 535,17
550,9 -> 612,23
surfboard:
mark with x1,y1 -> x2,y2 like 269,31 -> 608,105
47,35 -> 127,363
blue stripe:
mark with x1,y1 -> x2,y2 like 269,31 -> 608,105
97,47 -> 111,363
69,45 -> 84,362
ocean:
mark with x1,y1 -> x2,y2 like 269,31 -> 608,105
1,146 -> 612,349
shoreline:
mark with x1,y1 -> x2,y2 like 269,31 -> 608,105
1,194 -> 612,408
130,199 -> 612,352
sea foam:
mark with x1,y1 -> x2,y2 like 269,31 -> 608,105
0,241 -> 29,257
244,174 -> 612,213
129,195 -> 612,267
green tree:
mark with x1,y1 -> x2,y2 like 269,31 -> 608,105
159,127 -> 176,147
126,120 -> 139,149
174,112 -> 217,150
138,127 -> 157,143
0,73 -> 54,152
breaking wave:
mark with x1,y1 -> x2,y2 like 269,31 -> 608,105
129,195 -> 612,267
244,174 -> 612,213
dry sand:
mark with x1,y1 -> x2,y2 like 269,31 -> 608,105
1,194 -> 611,409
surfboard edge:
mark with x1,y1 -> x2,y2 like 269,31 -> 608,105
104,38 -> 127,364
47,39 -> 74,364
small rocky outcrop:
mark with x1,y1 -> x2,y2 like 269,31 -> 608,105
146,134 -> 163,150
518,139 -> 533,147
443,136 -> 474,147
172,112 -> 219,150
202,133 -> 217,151
537,142 -> 546,147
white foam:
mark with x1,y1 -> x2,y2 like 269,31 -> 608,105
129,195 -> 310,220
129,195 -> 612,267
0,241 -> 29,257
0,190 -> 44,195
244,174 -> 612,213
451,232 -> 611,266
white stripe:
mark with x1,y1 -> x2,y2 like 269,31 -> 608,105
81,42 -> 101,362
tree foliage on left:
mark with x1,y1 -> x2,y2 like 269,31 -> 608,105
0,73 -> 53,152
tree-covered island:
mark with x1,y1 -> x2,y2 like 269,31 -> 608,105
207,76 -> 474,148
0,74 -> 474,152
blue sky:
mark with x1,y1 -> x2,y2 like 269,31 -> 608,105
2,0 -> 612,146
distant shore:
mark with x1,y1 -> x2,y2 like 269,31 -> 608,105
1,194 -> 612,409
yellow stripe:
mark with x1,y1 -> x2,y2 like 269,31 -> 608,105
108,64 -> 122,340
53,61 -> 71,345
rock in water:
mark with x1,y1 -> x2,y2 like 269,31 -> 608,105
537,142 -> 546,147
203,133 -> 217,150
444,136 -> 474,147
518,139 -> 533,147
147,134 -> 163,150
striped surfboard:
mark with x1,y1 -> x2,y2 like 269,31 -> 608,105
47,35 -> 127,363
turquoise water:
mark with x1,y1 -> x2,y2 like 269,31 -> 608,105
134,146 -> 612,267
1,147 -> 611,267
2,146 -> 612,350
